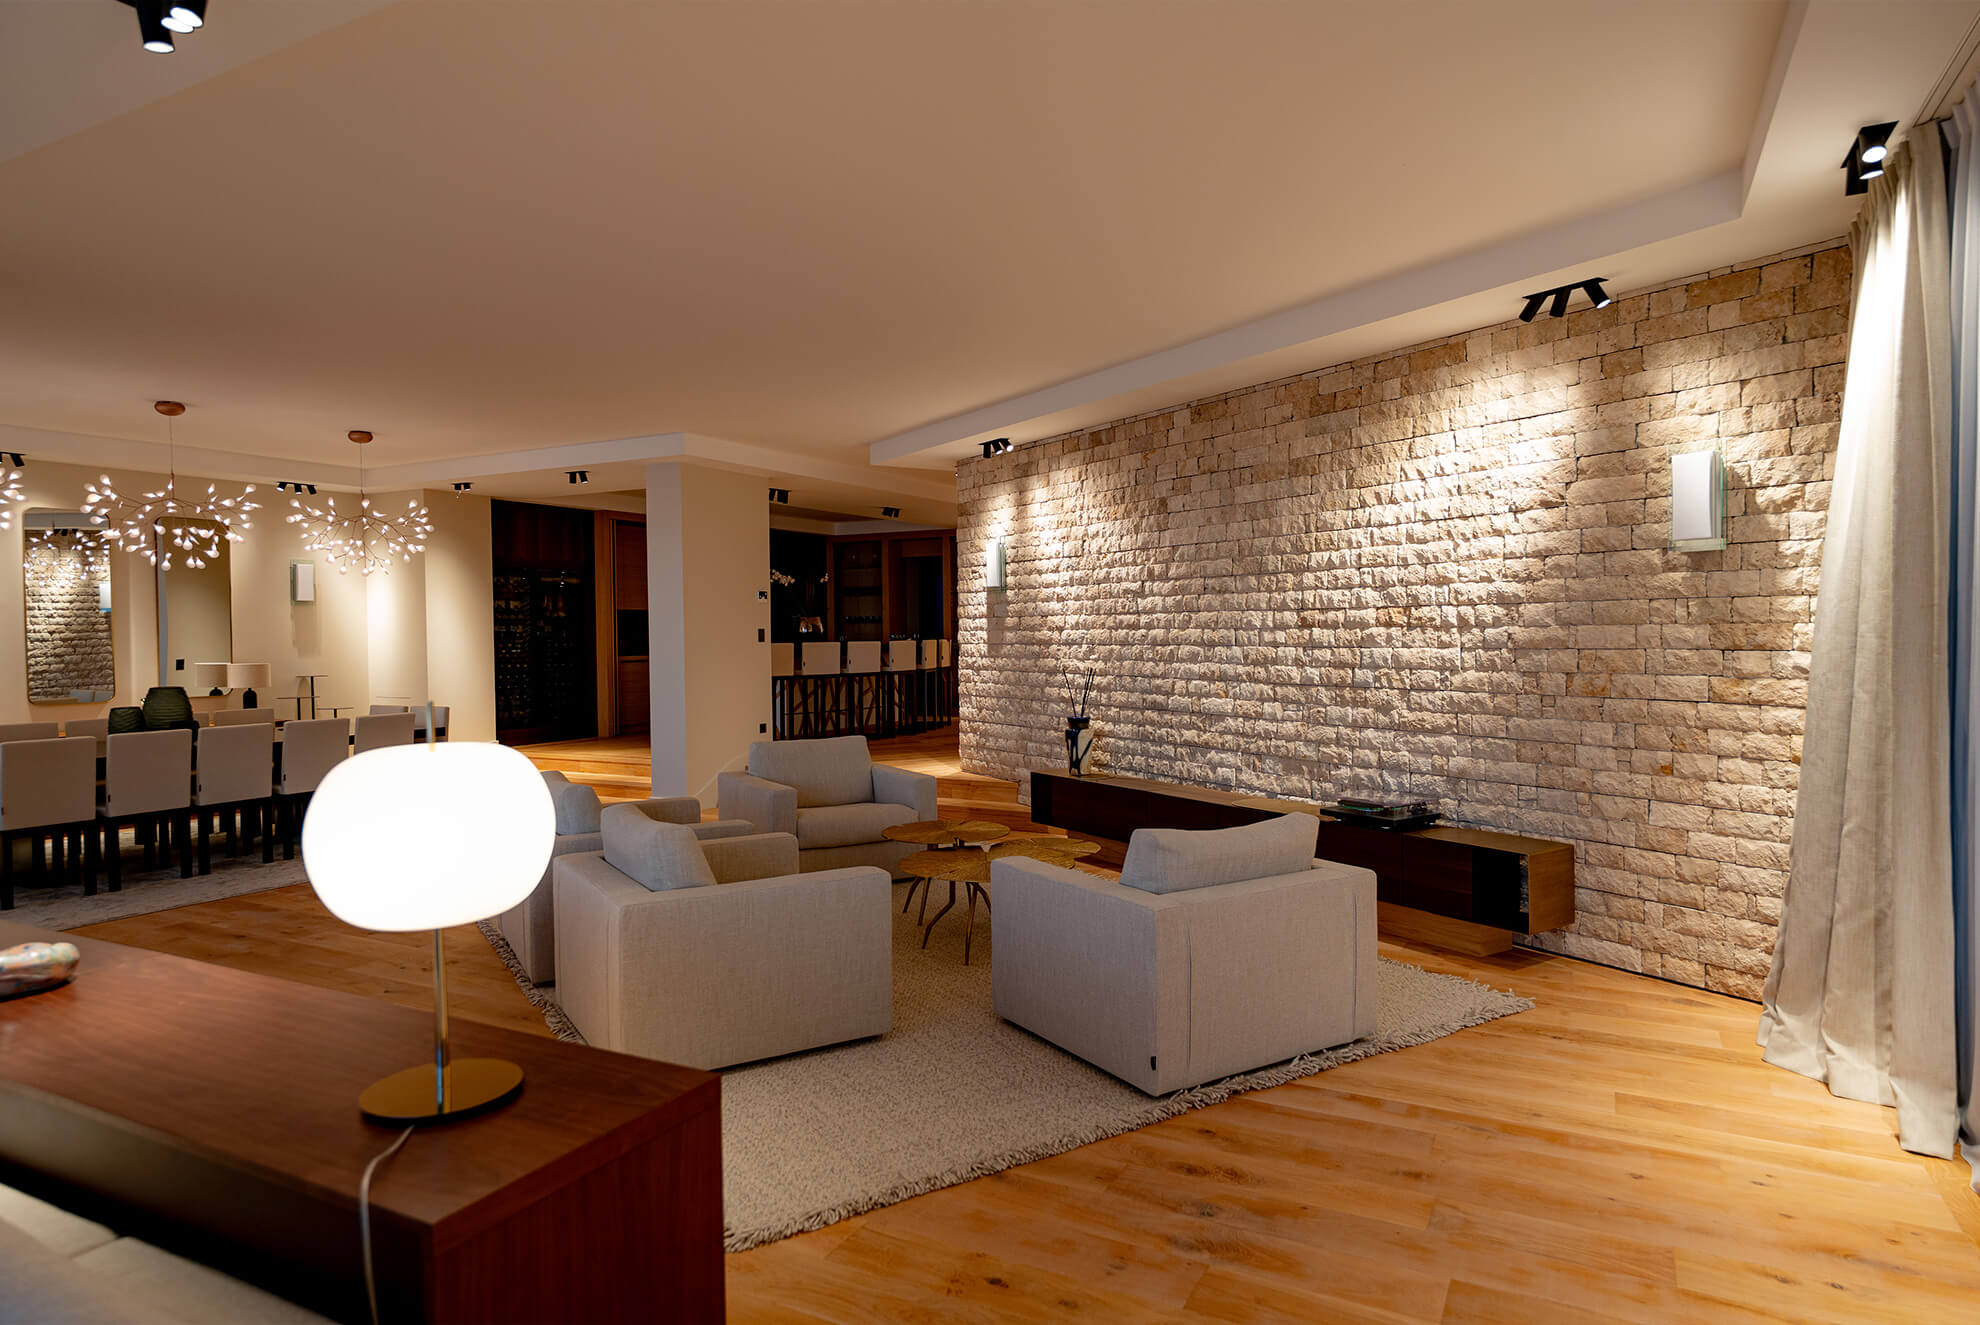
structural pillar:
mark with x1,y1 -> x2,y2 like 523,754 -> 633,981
646,461 -> 771,801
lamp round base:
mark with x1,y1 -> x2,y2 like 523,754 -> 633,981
359,1058 -> 524,1125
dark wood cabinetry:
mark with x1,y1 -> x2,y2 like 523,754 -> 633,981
824,530 -> 956,644
1029,770 -> 1574,954
493,501 -> 597,745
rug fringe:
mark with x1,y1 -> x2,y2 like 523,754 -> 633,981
474,920 -> 588,1044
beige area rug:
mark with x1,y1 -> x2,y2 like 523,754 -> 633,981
4,846 -> 309,931
480,881 -> 1534,1253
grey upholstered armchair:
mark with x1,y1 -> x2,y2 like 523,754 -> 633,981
497,771 -> 752,984
716,735 -> 937,877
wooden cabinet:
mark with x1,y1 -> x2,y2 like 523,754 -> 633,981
1030,770 -> 1574,954
825,531 -> 955,645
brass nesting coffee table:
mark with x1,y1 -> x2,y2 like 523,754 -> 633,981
884,820 -> 1099,964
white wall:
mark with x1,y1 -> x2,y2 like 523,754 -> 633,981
647,461 -> 770,800
422,491 -> 496,741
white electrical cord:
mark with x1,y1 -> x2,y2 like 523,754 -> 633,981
358,1126 -> 415,1325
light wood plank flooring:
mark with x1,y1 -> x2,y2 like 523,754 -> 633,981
78,728 -> 1980,1322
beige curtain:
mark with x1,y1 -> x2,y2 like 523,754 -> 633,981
1757,135 -> 1957,1158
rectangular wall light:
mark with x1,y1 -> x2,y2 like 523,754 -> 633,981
1671,448 -> 1727,551
984,537 -> 1006,590
292,560 -> 317,604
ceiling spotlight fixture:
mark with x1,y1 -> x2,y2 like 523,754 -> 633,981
286,430 -> 432,577
1843,121 -> 1899,196
83,402 -> 258,570
567,470 -> 589,485
452,481 -> 473,492
1517,279 -> 1613,323
881,506 -> 901,519
768,487 -> 790,504
980,437 -> 1014,458
113,0 -> 209,53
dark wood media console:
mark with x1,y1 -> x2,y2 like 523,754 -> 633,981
1029,770 -> 1574,954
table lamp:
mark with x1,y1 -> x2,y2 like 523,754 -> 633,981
303,741 -> 554,1125
192,662 -> 229,697
225,661 -> 271,708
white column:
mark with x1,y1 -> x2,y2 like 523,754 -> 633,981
647,461 -> 771,800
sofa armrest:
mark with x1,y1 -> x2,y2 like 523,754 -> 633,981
716,771 -> 796,836
871,764 -> 938,821
689,818 -> 756,841
628,796 -> 705,825
699,831 -> 801,883
989,857 -> 1188,1094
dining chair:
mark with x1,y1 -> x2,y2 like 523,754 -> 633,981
274,718 -> 346,859
213,708 -> 276,727
411,704 -> 450,742
192,724 -> 275,873
368,704 -> 411,715
61,718 -> 110,739
353,711 -> 415,755
0,737 -> 98,909
99,729 -> 194,889
0,723 -> 60,744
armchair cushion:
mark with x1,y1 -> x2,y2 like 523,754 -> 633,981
546,778 -> 603,835
1119,812 -> 1319,894
601,804 -> 715,891
700,832 -> 801,882
795,801 -> 919,850
748,735 -> 872,807
625,796 -> 705,825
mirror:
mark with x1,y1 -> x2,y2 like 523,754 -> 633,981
156,517 -> 232,689
23,510 -> 116,704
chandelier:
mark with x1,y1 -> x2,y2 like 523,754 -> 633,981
0,455 -> 22,532
286,430 -> 432,576
82,401 -> 258,570
25,529 -> 111,595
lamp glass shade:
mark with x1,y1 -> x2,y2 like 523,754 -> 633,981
303,742 -> 554,933
192,662 -> 230,691
225,662 -> 272,690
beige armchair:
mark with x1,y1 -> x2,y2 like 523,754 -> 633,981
716,735 -> 936,877
496,771 -> 752,984
991,813 -> 1377,1095
554,804 -> 892,1069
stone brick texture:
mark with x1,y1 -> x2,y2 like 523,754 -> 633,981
956,241 -> 1850,1000
26,535 -> 114,702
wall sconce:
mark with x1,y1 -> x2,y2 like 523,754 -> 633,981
292,560 -> 317,604
1671,447 -> 1727,551
98,581 -> 113,614
984,537 -> 1006,590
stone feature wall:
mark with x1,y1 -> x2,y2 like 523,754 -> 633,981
25,533 -> 114,701
957,241 -> 1849,999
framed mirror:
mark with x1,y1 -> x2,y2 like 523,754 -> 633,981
156,517 -> 233,689
23,510 -> 116,704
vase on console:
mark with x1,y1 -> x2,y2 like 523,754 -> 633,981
1062,665 -> 1096,776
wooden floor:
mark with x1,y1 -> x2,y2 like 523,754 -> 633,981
79,728 -> 1980,1322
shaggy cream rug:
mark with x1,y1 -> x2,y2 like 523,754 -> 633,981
6,849 -> 308,930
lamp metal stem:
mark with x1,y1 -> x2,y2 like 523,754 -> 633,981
431,928 -> 450,1113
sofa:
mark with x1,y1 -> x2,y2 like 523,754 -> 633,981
716,735 -> 937,877
990,812 -> 1377,1095
554,803 -> 893,1069
497,771 -> 752,984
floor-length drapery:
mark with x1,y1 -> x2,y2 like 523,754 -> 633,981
1947,95 -> 1980,1190
1758,134 -> 1958,1160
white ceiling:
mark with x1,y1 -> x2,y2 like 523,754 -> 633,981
1,0 -> 1976,508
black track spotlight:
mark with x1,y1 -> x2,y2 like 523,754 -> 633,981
6,453 -> 25,467
567,470 -> 589,485
980,437 -> 1014,459
162,0 -> 205,32
1518,292 -> 1547,323
1843,121 -> 1898,196
134,0 -> 174,52
1518,278 -> 1613,322
1582,278 -> 1613,310
768,487 -> 790,504
305,484 -> 316,495
1549,288 -> 1573,319
452,481 -> 473,492
881,506 -> 901,519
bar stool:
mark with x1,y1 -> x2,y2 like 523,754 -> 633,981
936,638 -> 955,724
99,729 -> 194,888
845,641 -> 884,735
770,644 -> 797,740
915,638 -> 940,732
800,640 -> 845,737
0,737 -> 98,908
883,639 -> 916,733
192,723 -> 275,872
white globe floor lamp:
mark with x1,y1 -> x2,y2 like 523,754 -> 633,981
303,740 -> 554,1124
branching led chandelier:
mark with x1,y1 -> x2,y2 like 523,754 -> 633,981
26,529 -> 111,595
287,430 -> 432,576
0,455 -> 24,532
82,401 -> 258,570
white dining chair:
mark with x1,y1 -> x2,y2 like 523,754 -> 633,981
368,703 -> 411,715
0,722 -> 59,744
275,718 -> 347,859
62,717 -> 110,739
99,729 -> 194,889
353,711 -> 415,755
213,708 -> 276,727
411,704 -> 450,742
193,723 -> 275,873
0,737 -> 98,908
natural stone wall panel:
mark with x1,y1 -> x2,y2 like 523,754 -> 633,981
25,535 -> 115,702
956,241 -> 1848,1000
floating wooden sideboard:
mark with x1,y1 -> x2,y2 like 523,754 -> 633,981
1028,770 -> 1574,954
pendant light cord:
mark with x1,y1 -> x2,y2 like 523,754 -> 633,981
358,1125 -> 416,1325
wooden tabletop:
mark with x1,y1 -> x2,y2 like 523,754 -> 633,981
882,818 -> 1010,847
900,836 -> 1100,883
